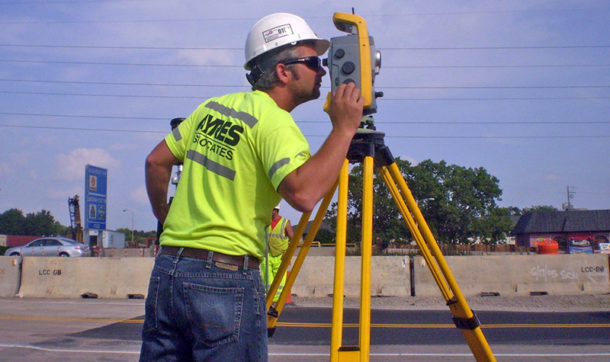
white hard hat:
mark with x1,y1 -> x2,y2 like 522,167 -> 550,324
274,203 -> 281,210
244,13 -> 330,70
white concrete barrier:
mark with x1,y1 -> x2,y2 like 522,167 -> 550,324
0,256 -> 22,297
413,254 -> 609,297
8,254 -> 609,299
291,256 -> 412,297
18,257 -> 154,298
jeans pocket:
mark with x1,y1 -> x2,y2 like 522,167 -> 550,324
143,276 -> 161,331
183,281 -> 245,348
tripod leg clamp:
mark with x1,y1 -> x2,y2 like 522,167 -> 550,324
452,313 -> 481,330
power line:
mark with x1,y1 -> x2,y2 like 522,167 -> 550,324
0,7 -> 608,23
2,112 -> 608,125
0,124 -> 165,134
0,78 -> 243,88
1,78 -> 608,90
0,112 -> 167,120
1,58 -> 608,69
0,59 -> 237,68
0,90 -> 204,99
2,90 -> 608,101
0,44 -> 241,51
1,124 -> 608,139
1,44 -> 609,51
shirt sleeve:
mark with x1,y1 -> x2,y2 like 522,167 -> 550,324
164,107 -> 200,160
257,111 -> 310,190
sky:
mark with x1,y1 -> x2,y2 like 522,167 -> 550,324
0,0 -> 608,233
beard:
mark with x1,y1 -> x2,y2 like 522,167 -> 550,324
290,68 -> 321,103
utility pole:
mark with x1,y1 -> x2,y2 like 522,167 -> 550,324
564,186 -> 575,210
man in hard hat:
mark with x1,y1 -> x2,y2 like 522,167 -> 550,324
261,203 -> 294,307
143,12 -> 363,361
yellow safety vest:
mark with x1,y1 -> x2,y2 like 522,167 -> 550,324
267,217 -> 288,257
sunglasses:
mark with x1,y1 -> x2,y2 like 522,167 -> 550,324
282,56 -> 323,71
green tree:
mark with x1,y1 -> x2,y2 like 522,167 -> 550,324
0,208 -> 26,234
407,160 -> 507,244
0,208 -> 68,236
322,158 -> 512,245
323,158 -> 414,245
520,205 -> 558,214
24,210 -> 60,235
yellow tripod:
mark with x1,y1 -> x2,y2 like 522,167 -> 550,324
265,127 -> 496,362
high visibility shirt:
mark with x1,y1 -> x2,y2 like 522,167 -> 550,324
160,91 -> 310,259
267,216 -> 289,257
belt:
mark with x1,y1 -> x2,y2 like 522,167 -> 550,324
159,246 -> 260,270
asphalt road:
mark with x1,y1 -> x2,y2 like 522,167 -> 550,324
0,298 -> 608,361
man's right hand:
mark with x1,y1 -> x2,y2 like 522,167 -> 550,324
325,82 -> 364,135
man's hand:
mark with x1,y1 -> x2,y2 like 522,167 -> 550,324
325,82 -> 364,135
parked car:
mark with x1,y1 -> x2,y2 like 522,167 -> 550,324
4,237 -> 90,257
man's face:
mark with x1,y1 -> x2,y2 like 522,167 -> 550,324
287,45 -> 326,104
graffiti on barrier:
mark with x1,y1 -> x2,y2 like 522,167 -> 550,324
530,264 -> 606,283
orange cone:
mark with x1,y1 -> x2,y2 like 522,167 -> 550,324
285,271 -> 293,305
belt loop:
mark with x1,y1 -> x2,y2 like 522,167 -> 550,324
243,255 -> 249,274
170,247 -> 184,276
206,250 -> 213,269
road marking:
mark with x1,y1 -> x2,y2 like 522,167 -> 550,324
1,315 -> 609,329
1,344 -> 609,358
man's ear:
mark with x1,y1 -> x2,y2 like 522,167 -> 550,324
275,63 -> 291,84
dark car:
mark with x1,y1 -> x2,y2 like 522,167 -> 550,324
4,237 -> 90,257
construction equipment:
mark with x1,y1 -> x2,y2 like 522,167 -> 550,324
68,195 -> 83,242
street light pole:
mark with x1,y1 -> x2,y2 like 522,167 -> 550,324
122,209 -> 135,247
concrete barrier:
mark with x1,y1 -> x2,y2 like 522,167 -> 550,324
291,256 -> 411,297
7,254 -> 609,299
18,257 -> 154,298
0,256 -> 22,297
413,254 -> 609,297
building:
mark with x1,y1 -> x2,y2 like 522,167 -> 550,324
511,209 -> 610,252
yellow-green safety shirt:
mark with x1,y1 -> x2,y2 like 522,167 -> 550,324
161,90 -> 310,259
267,217 -> 289,257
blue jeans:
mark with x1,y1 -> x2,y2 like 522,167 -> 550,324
140,251 -> 268,361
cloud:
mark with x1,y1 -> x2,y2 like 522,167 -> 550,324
55,148 -> 120,181
545,174 -> 559,181
131,185 -> 150,205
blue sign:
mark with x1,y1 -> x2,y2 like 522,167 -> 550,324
85,165 -> 107,230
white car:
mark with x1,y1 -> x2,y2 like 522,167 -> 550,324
4,237 -> 90,257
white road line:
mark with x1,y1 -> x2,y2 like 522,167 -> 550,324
1,344 -> 609,358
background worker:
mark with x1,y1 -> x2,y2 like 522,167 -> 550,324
261,204 -> 294,307
143,12 -> 363,361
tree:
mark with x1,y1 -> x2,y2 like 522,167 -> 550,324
519,205 -> 558,215
24,210 -> 60,236
407,160 -> 508,244
0,209 -> 26,234
323,158 -> 414,245
322,158 -> 512,245
0,208 -> 66,236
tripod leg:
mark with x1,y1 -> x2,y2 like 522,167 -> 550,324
266,211 -> 310,313
358,155 -> 374,360
267,178 -> 339,333
382,162 -> 496,362
331,155 -> 374,362
331,159 -> 349,362
378,167 -> 452,300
